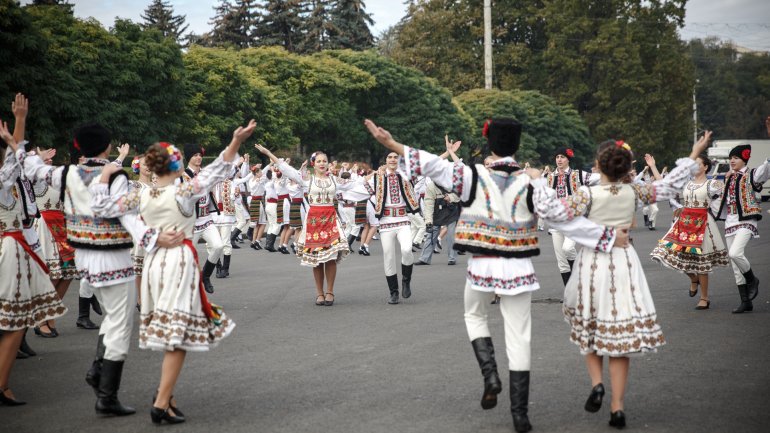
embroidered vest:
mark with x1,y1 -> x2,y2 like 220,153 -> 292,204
64,165 -> 133,250
183,168 -> 219,219
716,170 -> 763,222
547,169 -> 584,198
371,172 -> 420,218
454,165 -> 539,258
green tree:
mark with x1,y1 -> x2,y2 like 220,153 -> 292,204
205,0 -> 259,48
456,89 -> 594,167
141,0 -> 189,45
327,0 -> 374,50
256,0 -> 306,52
298,0 -> 337,53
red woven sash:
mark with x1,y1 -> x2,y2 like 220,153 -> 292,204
2,231 -> 50,274
182,239 -> 216,321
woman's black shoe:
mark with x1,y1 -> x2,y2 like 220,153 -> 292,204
0,388 -> 26,406
152,391 -> 185,418
584,383 -> 605,412
609,410 -> 626,429
150,406 -> 185,424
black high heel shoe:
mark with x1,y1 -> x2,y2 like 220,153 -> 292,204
609,410 -> 626,429
0,388 -> 26,406
584,383 -> 605,413
152,391 -> 185,418
150,406 -> 185,424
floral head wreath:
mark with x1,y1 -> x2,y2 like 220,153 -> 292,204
158,142 -> 182,172
309,151 -> 319,167
131,156 -> 141,174
481,119 -> 491,138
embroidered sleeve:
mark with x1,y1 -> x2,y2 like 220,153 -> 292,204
401,145 -> 473,202
176,154 -> 234,204
364,178 -> 375,196
18,150 -> 64,189
632,158 -> 696,206
336,176 -> 372,202
89,177 -> 140,218
531,177 -> 591,223
276,160 -> 304,185
752,159 -> 770,185
0,147 -> 20,192
546,215 -> 616,252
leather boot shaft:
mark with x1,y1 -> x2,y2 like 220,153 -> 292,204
386,274 -> 399,304
510,370 -> 532,433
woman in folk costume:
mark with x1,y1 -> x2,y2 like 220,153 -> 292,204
91,121 -> 253,425
0,120 -> 67,406
364,118 -> 629,433
129,154 -> 154,309
247,164 -> 268,249
650,147 -> 729,310
255,145 -> 369,306
530,135 -> 710,429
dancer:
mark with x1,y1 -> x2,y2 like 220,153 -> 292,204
230,154 -> 252,249
545,146 -> 596,285
364,154 -> 421,304
255,145 -> 369,305
365,118 -> 631,433
212,157 -> 248,278
248,164 -> 267,249
92,123 -> 252,424
530,136 -> 709,429
651,148 -> 729,310
0,119 -> 67,406
714,143 -> 770,313
183,144 -> 223,294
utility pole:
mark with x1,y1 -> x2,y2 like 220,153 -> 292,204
693,79 -> 699,144
484,0 -> 492,89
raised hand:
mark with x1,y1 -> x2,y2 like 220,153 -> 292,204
254,143 -> 270,155
691,130 -> 712,157
644,153 -> 656,168
0,120 -> 16,150
36,147 -> 56,162
12,93 -> 28,121
364,119 -> 396,149
233,119 -> 257,143
117,143 -> 131,161
524,167 -> 541,179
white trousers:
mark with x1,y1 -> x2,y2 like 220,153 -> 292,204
341,207 -> 356,238
85,279 -> 135,361
409,213 -> 426,245
464,285 -> 531,371
235,201 -> 250,232
643,203 -> 659,228
726,228 -> 753,285
265,202 -> 281,235
551,230 -> 577,273
217,224 -> 234,256
380,225 -> 414,276
193,224 -> 224,263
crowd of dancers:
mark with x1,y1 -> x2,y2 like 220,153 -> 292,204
1,91 -> 769,432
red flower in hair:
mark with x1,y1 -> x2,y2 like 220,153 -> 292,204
482,120 -> 490,138
566,148 -> 574,158
615,140 -> 624,148
741,149 -> 751,160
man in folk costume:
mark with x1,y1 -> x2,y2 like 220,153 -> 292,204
229,154 -> 252,249
212,157 -> 248,278
365,118 -> 629,433
545,147 -> 596,285
409,175 -> 428,251
365,153 -> 421,304
21,123 -> 183,416
714,144 -> 770,313
182,144 -> 223,293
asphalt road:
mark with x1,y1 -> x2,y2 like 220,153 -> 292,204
5,205 -> 770,433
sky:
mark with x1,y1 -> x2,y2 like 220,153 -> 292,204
19,0 -> 770,52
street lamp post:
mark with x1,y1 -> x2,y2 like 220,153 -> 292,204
484,0 -> 492,89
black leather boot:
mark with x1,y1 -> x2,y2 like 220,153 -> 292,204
561,272 -> 571,286
732,284 -> 753,314
76,296 -> 99,329
246,227 -> 254,241
221,255 -> 231,278
95,360 -> 136,416
401,264 -> 413,299
230,228 -> 241,249
90,295 -> 102,316
743,269 -> 759,301
510,371 -> 532,433
265,234 -> 277,252
386,274 -> 399,304
86,334 -> 106,396
347,234 -> 356,249
201,260 -> 216,294
568,259 -> 575,271
471,337 -> 502,409
643,214 -> 649,227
